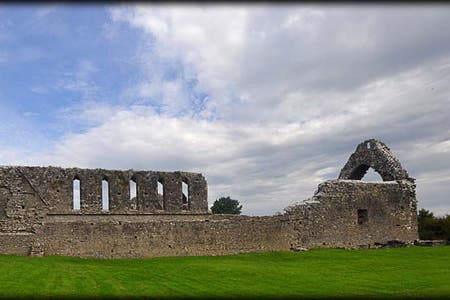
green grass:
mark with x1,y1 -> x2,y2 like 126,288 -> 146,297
0,246 -> 449,299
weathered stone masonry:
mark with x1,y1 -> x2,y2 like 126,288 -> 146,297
0,139 -> 418,258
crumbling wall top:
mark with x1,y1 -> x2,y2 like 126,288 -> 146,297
338,139 -> 413,182
0,166 -> 209,215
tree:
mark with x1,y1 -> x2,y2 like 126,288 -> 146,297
418,208 -> 450,241
418,208 -> 436,240
211,196 -> 242,215
418,208 -> 434,220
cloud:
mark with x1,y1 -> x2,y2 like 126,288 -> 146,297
35,56 -> 450,215
3,5 -> 450,216
110,5 -> 450,124
31,5 -> 450,215
37,107 -> 334,215
55,59 -> 99,98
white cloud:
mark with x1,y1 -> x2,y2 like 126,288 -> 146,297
109,5 -> 450,124
34,56 -> 450,215
56,59 -> 99,98
5,5 -> 450,216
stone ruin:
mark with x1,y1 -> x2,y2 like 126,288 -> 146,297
0,139 -> 418,258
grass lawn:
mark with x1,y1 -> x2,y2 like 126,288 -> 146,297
0,246 -> 449,299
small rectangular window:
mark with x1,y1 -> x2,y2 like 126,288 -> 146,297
357,209 -> 368,225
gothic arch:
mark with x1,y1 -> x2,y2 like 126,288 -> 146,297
338,139 -> 413,182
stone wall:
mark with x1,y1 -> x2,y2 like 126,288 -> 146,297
0,166 -> 208,217
40,214 -> 292,258
285,179 -> 418,249
339,139 -> 412,182
0,139 -> 419,258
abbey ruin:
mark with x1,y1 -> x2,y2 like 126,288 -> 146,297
0,139 -> 418,258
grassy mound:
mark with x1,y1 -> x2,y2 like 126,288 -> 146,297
0,246 -> 449,298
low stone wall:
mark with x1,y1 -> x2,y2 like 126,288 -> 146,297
38,214 -> 292,258
0,232 -> 36,256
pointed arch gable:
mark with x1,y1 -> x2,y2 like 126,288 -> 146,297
338,139 -> 412,182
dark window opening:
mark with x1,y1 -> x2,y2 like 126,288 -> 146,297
357,209 -> 368,225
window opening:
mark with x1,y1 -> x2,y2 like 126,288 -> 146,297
102,178 -> 109,211
182,180 -> 189,209
73,177 -> 80,210
157,180 -> 164,196
130,178 -> 137,200
357,209 -> 368,225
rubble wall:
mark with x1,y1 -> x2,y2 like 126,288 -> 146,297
0,139 -> 419,258
39,214 -> 292,258
285,179 -> 418,249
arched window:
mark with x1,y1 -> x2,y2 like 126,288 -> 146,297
157,177 -> 165,210
73,177 -> 80,210
362,167 -> 383,181
102,178 -> 109,211
182,179 -> 189,209
157,179 -> 164,196
349,164 -> 383,181
130,177 -> 137,200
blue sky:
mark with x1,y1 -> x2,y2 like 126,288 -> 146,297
0,5 -> 208,148
1,6 -> 129,144
1,4 -> 450,215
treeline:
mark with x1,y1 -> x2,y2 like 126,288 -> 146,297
418,208 -> 450,240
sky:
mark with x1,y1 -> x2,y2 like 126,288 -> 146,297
0,4 -> 449,216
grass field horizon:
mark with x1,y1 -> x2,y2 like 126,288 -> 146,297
0,246 -> 449,298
